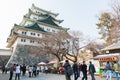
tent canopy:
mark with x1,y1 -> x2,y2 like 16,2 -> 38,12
38,62 -> 46,65
48,61 -> 57,64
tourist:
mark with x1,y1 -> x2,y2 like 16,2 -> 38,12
9,64 -> 15,80
15,64 -> 21,80
79,63 -> 83,78
5,66 -> 8,74
64,60 -> 72,80
2,65 -> 5,74
13,64 -> 16,73
32,65 -> 37,77
72,61 -> 79,80
21,64 -> 26,76
106,61 -> 112,80
113,61 -> 119,80
28,65 -> 33,77
89,61 -> 96,80
59,63 -> 65,74
36,66 -> 40,75
81,61 -> 87,80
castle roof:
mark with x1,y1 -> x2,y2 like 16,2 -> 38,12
25,23 -> 46,32
25,9 -> 63,23
32,4 -> 59,17
37,16 -> 60,27
102,41 -> 120,51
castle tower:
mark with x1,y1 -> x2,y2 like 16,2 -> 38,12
6,4 -> 69,65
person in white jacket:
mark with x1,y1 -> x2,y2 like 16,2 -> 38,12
15,64 -> 21,80
28,65 -> 33,77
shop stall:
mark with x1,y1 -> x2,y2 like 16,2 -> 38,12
93,53 -> 120,77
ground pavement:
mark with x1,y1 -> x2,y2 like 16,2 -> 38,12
0,72 -> 116,80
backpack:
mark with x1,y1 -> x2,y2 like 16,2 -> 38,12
33,67 -> 36,71
66,66 -> 73,76
106,64 -> 112,70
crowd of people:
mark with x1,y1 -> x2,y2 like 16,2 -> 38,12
105,61 -> 120,80
63,60 -> 120,80
8,64 -> 40,80
63,60 -> 96,80
1,60 -> 120,80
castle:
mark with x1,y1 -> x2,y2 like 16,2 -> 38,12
6,4 -> 69,65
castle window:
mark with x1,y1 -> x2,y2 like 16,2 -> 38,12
24,32 -> 26,34
21,39 -> 23,42
21,39 -> 26,42
24,39 -> 26,42
22,32 -> 24,34
31,32 -> 35,36
33,33 -> 35,35
22,31 -> 27,35
30,40 -> 34,43
47,28 -> 50,31
38,41 -> 40,44
52,30 -> 55,32
36,11 -> 40,14
38,34 -> 40,36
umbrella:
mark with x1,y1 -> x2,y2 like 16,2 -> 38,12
48,61 -> 57,64
38,62 -> 46,66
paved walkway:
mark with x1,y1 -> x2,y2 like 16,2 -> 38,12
0,72 -> 116,80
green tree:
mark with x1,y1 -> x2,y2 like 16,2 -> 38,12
97,1 -> 120,45
96,12 -> 113,45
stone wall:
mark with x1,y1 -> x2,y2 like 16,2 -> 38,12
0,56 -> 10,68
8,45 -> 54,65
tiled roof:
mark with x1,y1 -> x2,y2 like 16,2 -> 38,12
102,41 -> 120,51
37,16 -> 60,27
25,23 -> 46,32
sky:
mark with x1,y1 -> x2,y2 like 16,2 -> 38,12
0,0 -> 112,49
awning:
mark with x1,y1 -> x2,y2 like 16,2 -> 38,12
98,57 -> 118,62
93,53 -> 120,60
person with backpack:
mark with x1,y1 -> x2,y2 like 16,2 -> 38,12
64,60 -> 72,80
72,61 -> 79,80
89,61 -> 96,80
106,61 -> 112,80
